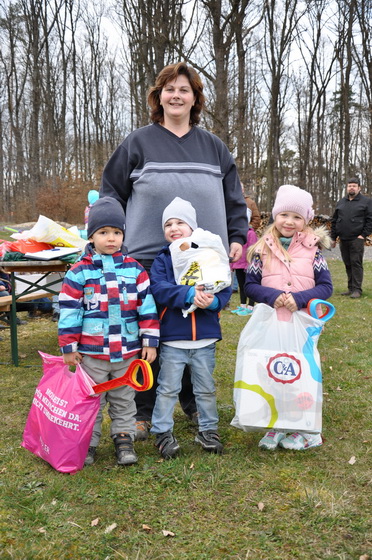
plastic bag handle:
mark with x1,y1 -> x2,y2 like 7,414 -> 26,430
307,299 -> 336,322
91,359 -> 153,395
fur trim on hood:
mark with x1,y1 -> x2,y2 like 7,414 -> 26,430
313,225 -> 332,250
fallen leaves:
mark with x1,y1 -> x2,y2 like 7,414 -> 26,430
104,523 -> 117,534
257,502 -> 265,511
162,529 -> 175,537
65,519 -> 174,538
142,524 -> 175,537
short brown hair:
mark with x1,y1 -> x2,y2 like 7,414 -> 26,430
148,62 -> 205,126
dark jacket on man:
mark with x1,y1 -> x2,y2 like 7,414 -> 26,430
330,192 -> 372,242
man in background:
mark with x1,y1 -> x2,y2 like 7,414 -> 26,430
331,177 -> 372,298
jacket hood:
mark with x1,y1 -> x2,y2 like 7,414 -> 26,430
312,226 -> 332,249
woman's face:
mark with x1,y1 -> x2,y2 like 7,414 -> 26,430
160,75 -> 196,125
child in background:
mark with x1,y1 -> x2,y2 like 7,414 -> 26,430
245,184 -> 333,451
230,225 -> 258,315
149,197 -> 232,459
0,268 -> 11,297
0,268 -> 28,325
58,197 -> 159,466
84,190 -> 100,230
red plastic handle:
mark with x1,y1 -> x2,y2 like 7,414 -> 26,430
91,359 -> 153,395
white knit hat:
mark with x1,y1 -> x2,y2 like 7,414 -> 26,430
272,185 -> 314,224
162,197 -> 198,231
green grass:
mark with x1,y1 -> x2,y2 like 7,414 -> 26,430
0,260 -> 371,560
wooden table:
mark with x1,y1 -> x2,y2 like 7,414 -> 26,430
0,260 -> 70,366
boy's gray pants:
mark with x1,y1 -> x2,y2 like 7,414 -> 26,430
82,354 -> 137,447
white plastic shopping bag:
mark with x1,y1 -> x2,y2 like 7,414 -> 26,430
169,228 -> 231,316
11,215 -> 87,250
231,300 -> 335,434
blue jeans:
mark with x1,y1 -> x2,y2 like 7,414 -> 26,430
151,343 -> 218,434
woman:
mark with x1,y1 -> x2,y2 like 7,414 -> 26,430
100,62 -> 248,438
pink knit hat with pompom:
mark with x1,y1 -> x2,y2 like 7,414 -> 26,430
272,185 -> 314,224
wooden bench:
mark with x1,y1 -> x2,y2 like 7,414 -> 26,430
0,292 -> 53,312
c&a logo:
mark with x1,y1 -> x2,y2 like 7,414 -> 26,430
266,353 -> 302,384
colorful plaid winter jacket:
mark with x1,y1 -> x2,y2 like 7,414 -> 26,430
58,244 -> 159,362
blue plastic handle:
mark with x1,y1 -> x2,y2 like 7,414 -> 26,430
307,299 -> 336,322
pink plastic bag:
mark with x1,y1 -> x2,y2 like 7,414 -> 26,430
21,352 -> 154,474
21,352 -> 100,474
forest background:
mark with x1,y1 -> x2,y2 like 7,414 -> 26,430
0,0 -> 371,224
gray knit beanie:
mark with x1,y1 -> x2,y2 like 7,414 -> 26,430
87,197 -> 126,238
162,197 -> 198,231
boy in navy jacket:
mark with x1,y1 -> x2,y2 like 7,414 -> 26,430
150,197 -> 231,459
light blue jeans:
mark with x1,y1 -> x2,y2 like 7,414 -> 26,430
151,343 -> 218,434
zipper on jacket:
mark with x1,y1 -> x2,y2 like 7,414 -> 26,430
191,312 -> 196,340
160,307 -> 167,321
122,286 -> 128,304
160,307 -> 197,340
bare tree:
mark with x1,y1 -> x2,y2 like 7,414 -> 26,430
113,0 -> 187,128
263,0 -> 304,209
353,0 -> 372,193
0,1 -> 29,208
233,0 -> 266,177
292,0 -> 337,207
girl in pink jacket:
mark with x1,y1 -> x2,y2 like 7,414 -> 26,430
230,227 -> 258,315
245,185 -> 333,451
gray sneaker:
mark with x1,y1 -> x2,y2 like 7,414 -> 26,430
113,433 -> 138,466
195,430 -> 223,454
155,432 -> 180,460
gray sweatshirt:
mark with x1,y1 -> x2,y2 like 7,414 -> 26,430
100,123 -> 248,261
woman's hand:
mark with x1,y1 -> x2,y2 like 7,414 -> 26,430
229,242 -> 242,262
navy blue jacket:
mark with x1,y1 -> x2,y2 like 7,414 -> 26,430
150,246 -> 232,343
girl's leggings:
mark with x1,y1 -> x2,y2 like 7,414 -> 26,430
235,268 -> 254,306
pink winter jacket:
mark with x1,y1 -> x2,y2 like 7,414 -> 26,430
230,228 -> 258,270
261,231 -> 323,321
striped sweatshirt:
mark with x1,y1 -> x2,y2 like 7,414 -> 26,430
58,245 -> 159,362
100,123 -> 248,261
